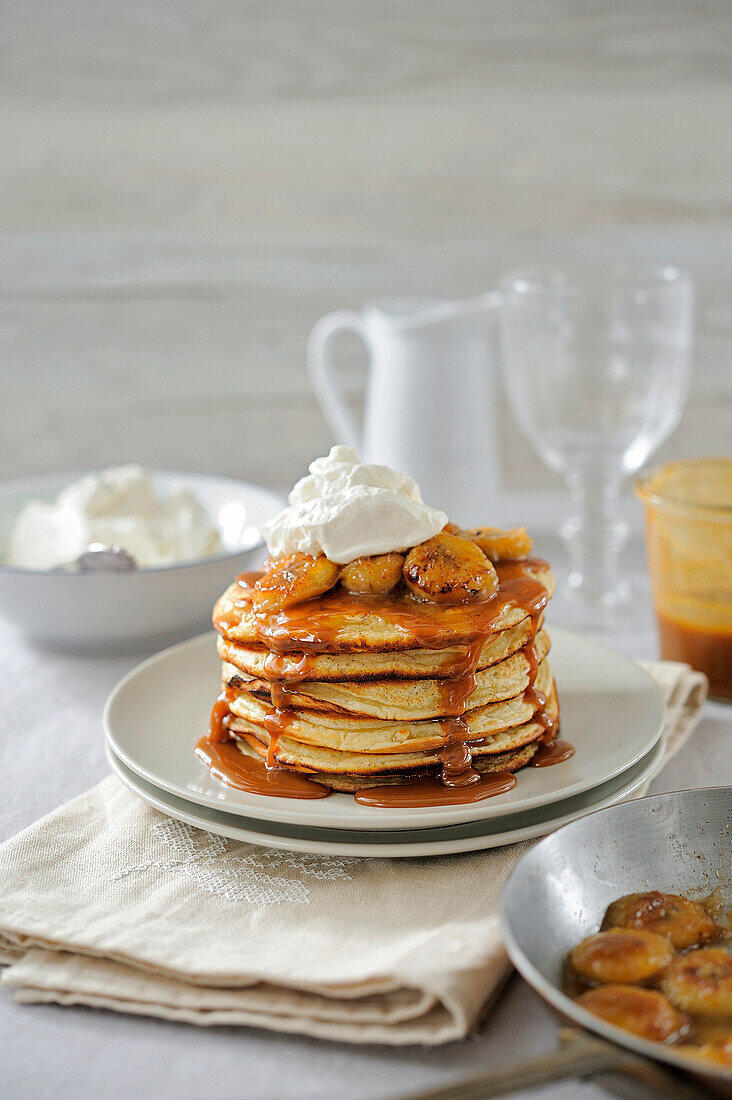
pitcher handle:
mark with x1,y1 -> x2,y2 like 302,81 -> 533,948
306,311 -> 365,448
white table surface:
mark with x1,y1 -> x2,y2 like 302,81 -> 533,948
1,534 -> 730,1100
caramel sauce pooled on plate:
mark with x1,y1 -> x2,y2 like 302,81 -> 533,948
195,736 -> 330,799
531,739 -> 575,767
353,770 -> 518,808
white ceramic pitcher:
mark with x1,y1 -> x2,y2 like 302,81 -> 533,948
306,295 -> 502,522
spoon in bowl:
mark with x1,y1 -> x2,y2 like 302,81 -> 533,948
61,544 -> 138,573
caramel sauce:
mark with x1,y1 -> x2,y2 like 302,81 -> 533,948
658,615 -> 732,700
237,570 -> 265,590
436,635 -> 490,712
530,739 -> 575,767
195,737 -> 330,799
521,616 -> 559,744
263,651 -> 315,684
212,571 -> 260,634
259,651 -> 318,767
263,682 -> 298,767
437,718 -> 480,787
433,632 -> 497,786
219,560 -> 550,655
208,687 -> 238,743
203,558 -> 570,803
354,770 -> 517,807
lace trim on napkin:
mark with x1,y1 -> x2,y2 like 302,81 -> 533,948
112,819 -> 359,906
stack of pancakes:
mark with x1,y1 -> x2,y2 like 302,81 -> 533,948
211,557 -> 558,792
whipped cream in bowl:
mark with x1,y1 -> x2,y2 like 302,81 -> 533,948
0,466 -> 282,651
263,446 -> 448,563
7,464 -> 224,571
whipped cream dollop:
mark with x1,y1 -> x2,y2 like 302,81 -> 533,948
7,464 -> 223,569
263,446 -> 448,564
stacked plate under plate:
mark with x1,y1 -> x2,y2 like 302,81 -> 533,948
104,629 -> 666,857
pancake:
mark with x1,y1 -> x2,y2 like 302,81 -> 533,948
226,660 -> 554,755
232,683 -> 559,782
217,614 -> 543,683
233,734 -> 543,792
213,561 -> 555,653
221,630 -> 550,720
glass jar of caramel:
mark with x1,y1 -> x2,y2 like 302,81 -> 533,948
637,458 -> 732,700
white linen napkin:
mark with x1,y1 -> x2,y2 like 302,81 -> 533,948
0,661 -> 707,1045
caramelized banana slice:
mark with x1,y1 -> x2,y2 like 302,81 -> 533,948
461,526 -> 533,562
570,929 -> 674,986
661,949 -> 732,1020
403,533 -> 498,603
602,891 -> 720,950
575,985 -> 691,1043
253,553 -> 340,611
341,553 -> 404,595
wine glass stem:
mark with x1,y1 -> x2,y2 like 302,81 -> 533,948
561,470 -> 630,607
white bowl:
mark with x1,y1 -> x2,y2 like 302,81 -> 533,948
0,470 -> 283,653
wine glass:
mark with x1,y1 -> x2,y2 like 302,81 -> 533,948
498,266 -> 694,627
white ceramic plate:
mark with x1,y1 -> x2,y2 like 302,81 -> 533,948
104,627 -> 665,831
106,734 -> 665,857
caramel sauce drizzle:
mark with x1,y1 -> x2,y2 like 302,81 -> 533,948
263,683 -> 297,767
519,614 -> 574,769
530,738 -> 575,767
205,558 -> 570,803
208,686 -> 238,743
260,651 -> 316,766
194,736 -> 330,799
223,560 -> 549,657
522,618 -> 558,743
212,570 -> 259,635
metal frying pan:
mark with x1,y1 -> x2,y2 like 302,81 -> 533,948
400,788 -> 731,1100
501,787 -> 732,1093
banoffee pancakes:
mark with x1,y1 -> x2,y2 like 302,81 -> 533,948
200,449 -> 567,806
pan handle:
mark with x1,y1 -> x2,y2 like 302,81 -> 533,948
397,1029 -> 719,1100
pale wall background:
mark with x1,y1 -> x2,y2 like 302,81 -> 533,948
2,1 -> 731,496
